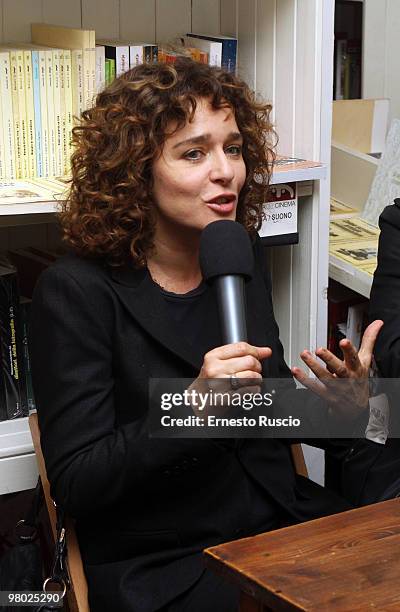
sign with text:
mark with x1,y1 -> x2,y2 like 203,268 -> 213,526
260,182 -> 298,238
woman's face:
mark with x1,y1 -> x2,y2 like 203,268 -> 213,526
152,99 -> 246,238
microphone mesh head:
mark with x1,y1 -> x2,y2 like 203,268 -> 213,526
199,220 -> 254,282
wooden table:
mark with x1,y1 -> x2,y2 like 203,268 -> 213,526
204,499 -> 400,611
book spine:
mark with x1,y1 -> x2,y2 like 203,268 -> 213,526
53,49 -> 63,176
10,51 -> 22,178
0,270 -> 26,419
0,81 -> 5,179
31,51 -> 43,177
0,369 -> 7,420
20,301 -> 35,412
129,45 -> 143,67
95,46 -> 105,93
38,51 -> 49,177
82,47 -> 91,110
0,53 -> 16,179
151,45 -> 158,63
71,49 -> 84,121
15,49 -> 29,178
115,46 -> 129,76
23,50 -> 36,178
109,59 -> 115,82
90,46 -> 96,105
221,40 -> 237,73
59,50 -> 67,176
45,50 -> 57,176
63,50 -> 73,174
143,46 -> 152,64
105,58 -> 110,86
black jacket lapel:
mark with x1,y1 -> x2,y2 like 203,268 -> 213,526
109,265 -> 203,371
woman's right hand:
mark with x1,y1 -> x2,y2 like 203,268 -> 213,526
188,342 -> 272,415
199,342 -> 271,383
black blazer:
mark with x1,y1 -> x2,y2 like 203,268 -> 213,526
30,238 -> 352,612
370,198 -> 400,377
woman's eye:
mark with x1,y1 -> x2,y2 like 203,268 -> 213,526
184,149 -> 204,161
226,144 -> 242,156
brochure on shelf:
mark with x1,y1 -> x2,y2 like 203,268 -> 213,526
330,198 -> 358,219
330,240 -> 378,274
329,217 -> 380,244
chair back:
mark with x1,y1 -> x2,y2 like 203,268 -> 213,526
29,412 -> 90,612
291,443 -> 308,477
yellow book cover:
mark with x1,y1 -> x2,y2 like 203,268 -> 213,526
63,50 -> 73,172
330,198 -> 358,219
330,240 -> 378,271
0,51 -> 15,178
8,50 -> 22,178
52,49 -> 63,176
329,217 -> 379,245
31,23 -> 93,51
45,50 -> 57,176
32,24 -> 95,115
15,49 -> 29,178
71,49 -> 84,121
38,50 -> 49,177
23,50 -> 36,178
0,88 -> 5,178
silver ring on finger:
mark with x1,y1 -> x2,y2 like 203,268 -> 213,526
230,374 -> 241,390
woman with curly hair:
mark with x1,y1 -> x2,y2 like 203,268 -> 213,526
30,58 -> 380,612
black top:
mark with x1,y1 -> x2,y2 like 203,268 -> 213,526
154,276 -> 281,532
155,277 -> 221,359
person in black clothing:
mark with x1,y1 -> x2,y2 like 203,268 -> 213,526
30,59 -> 381,612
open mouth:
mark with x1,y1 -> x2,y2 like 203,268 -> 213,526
206,198 -> 236,214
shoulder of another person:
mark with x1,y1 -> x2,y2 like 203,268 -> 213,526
380,199 -> 400,228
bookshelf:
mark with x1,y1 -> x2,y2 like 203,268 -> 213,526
0,0 -> 335,493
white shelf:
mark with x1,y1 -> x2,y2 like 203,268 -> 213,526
0,201 -> 60,216
329,254 -> 373,298
270,163 -> 327,185
0,164 -> 327,220
0,417 -> 38,494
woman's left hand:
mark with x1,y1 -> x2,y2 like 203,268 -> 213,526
291,319 -> 384,420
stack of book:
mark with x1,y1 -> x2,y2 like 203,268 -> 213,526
0,25 -> 238,183
0,248 -> 64,421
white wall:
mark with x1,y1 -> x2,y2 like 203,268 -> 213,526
363,0 -> 400,123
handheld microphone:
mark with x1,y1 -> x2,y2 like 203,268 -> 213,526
199,220 -> 254,344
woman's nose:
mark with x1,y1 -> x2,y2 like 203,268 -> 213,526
209,151 -> 235,183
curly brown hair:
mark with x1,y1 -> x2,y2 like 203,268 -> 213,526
60,57 -> 276,267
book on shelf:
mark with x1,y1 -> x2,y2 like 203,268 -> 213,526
183,36 -> 222,68
334,36 -> 348,100
273,156 -> 323,174
31,22 -> 96,112
0,178 -> 65,205
0,46 -> 30,179
330,198 -> 358,219
329,217 -> 379,244
96,40 -> 129,77
20,297 -> 35,412
185,33 -> 237,73
0,256 -> 27,420
327,280 -> 367,356
346,301 -> 368,350
95,45 -> 105,93
0,51 -> 16,180
330,240 -> 378,275
332,99 -> 389,155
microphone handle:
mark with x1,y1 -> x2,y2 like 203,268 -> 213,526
215,275 -> 247,344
